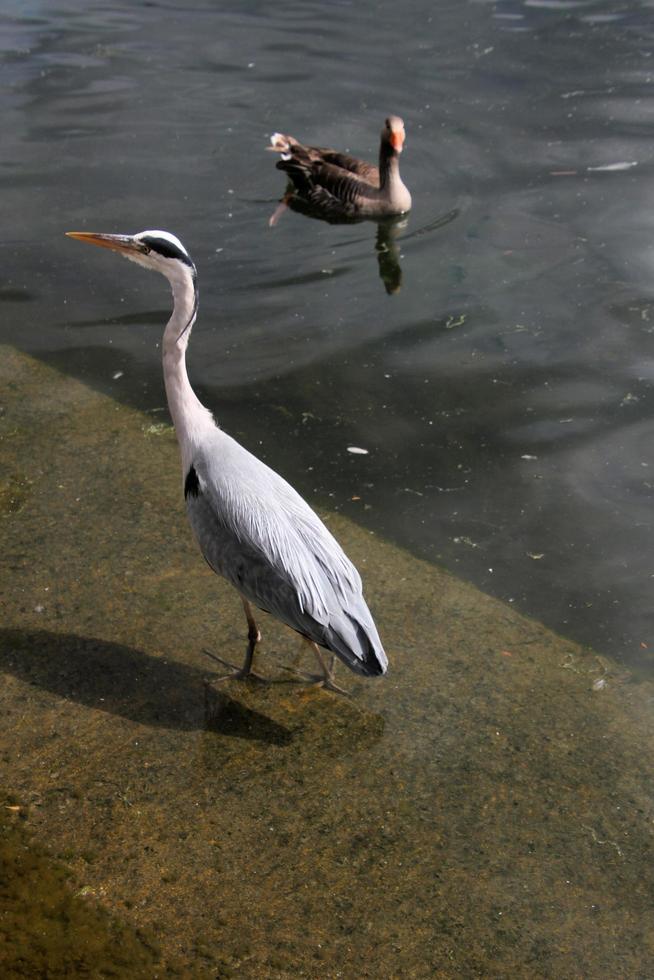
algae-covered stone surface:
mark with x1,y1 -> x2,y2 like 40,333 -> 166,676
0,806 -> 189,978
1,345 -> 654,978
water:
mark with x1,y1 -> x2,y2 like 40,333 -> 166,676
3,0 -> 654,975
4,0 -> 654,664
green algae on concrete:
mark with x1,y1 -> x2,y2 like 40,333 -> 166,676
0,805 -> 189,978
2,344 -> 654,978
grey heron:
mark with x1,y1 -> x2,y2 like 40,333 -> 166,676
66,229 -> 388,693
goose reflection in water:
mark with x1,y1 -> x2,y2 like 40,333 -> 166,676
270,193 -> 407,294
270,195 -> 459,295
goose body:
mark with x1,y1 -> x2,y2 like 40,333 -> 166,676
269,116 -> 412,220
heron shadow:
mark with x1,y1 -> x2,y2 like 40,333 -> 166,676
0,628 -> 293,745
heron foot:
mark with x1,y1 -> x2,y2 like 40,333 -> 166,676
314,674 -> 351,697
202,649 -> 269,684
279,664 -> 350,697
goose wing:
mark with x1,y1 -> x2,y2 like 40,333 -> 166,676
312,148 -> 379,183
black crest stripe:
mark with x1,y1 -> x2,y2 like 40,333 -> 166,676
141,235 -> 195,268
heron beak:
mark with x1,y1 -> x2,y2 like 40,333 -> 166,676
389,131 -> 404,153
65,232 -> 143,255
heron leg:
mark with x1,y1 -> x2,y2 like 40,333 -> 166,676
240,597 -> 262,674
203,597 -> 268,682
310,643 -> 348,694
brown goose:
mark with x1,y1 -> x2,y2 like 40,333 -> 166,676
268,116 -> 412,222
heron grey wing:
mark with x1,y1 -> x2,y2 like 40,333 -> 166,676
184,446 -> 348,602
184,447 -> 387,676
186,485 -> 312,625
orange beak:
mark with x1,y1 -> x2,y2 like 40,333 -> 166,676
389,130 -> 404,152
66,231 -> 144,255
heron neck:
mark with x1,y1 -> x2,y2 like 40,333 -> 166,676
162,270 -> 215,471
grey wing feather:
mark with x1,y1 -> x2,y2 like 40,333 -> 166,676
184,433 -> 387,677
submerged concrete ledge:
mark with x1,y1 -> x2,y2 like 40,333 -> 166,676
1,345 -> 653,978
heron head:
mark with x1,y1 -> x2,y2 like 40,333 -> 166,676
66,229 -> 196,280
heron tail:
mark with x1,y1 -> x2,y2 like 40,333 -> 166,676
324,609 -> 388,678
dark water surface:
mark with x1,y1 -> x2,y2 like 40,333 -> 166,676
3,0 -> 654,665
3,0 -> 654,975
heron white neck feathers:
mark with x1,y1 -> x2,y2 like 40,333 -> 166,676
158,250 -> 215,474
